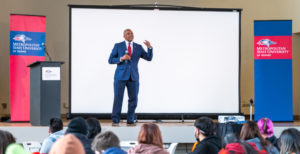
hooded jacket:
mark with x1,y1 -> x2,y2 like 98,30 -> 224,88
40,130 -> 65,154
247,137 -> 279,154
189,135 -> 222,154
218,142 -> 268,154
128,143 -> 169,154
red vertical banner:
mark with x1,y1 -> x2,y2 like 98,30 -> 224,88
10,15 -> 46,121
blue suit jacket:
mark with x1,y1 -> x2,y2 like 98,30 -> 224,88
108,41 -> 153,81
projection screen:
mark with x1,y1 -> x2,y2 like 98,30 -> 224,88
69,6 -> 241,118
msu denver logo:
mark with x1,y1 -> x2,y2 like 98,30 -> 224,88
257,39 -> 276,47
45,70 -> 52,73
13,34 -> 32,43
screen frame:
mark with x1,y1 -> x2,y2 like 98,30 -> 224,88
68,4 -> 242,119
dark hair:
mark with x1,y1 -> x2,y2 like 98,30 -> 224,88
278,128 -> 300,154
240,121 -> 269,150
223,133 -> 239,147
49,118 -> 63,133
0,130 -> 16,154
138,123 -> 164,149
194,116 -> 216,136
86,117 -> 101,139
92,131 -> 120,153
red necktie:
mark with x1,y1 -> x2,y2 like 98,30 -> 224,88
128,42 -> 132,56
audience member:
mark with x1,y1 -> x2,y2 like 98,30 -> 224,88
240,121 -> 279,154
219,133 -> 263,154
189,117 -> 221,154
86,117 -> 101,140
257,118 -> 279,150
49,134 -> 85,154
128,123 -> 169,154
278,128 -> 300,154
92,131 -> 126,154
40,118 -> 65,154
5,143 -> 29,154
0,130 -> 16,154
65,117 -> 95,154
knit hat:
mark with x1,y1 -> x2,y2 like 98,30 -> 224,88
49,134 -> 85,154
66,117 -> 88,135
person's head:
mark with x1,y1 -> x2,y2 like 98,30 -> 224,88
278,128 -> 300,154
240,121 -> 263,140
194,117 -> 215,141
65,117 -> 88,135
49,118 -> 63,133
49,134 -> 85,154
123,29 -> 134,42
240,121 -> 269,150
257,117 -> 274,138
221,133 -> 259,154
138,123 -> 164,149
92,131 -> 120,154
86,117 -> 101,139
0,130 -> 16,154
222,133 -> 239,147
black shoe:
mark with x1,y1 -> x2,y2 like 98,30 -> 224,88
127,121 -> 136,126
112,121 -> 119,127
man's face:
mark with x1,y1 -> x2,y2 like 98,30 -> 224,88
124,29 -> 134,42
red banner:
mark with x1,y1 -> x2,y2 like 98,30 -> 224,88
10,15 -> 46,121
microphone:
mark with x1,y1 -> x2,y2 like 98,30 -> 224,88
249,99 -> 254,121
124,50 -> 129,63
42,43 -> 52,61
250,99 -> 254,106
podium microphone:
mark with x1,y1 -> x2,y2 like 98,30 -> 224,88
250,99 -> 254,121
42,43 -> 52,61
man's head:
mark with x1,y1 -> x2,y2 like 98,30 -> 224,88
123,29 -> 134,42
92,131 -> 120,154
194,117 -> 215,141
49,118 -> 63,133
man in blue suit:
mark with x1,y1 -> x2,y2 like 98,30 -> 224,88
108,29 -> 153,126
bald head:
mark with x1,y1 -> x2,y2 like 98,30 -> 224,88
123,29 -> 134,42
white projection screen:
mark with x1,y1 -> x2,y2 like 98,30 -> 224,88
70,6 -> 241,118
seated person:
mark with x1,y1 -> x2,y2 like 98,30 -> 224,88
189,117 -> 222,154
65,117 -> 95,154
40,118 -> 65,154
92,131 -> 126,154
86,117 -> 101,141
257,117 -> 279,150
240,121 -> 279,154
128,123 -> 169,154
278,128 -> 300,154
0,130 -> 16,154
49,134 -> 85,154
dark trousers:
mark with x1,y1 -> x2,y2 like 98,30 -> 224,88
112,76 -> 139,122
